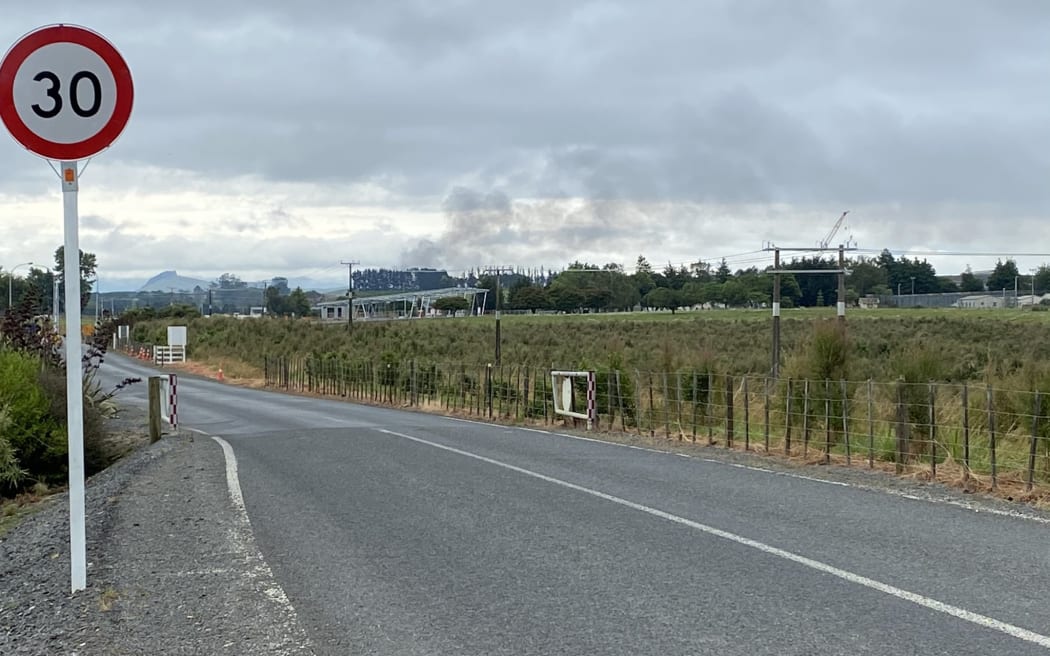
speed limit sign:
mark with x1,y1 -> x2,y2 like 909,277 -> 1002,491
0,24 -> 133,596
0,24 -> 133,160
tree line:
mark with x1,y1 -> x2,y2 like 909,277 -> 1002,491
464,252 -> 1050,314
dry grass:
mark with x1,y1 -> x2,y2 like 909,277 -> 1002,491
98,586 -> 119,612
0,483 -> 57,536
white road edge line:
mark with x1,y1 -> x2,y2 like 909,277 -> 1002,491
209,434 -> 312,650
442,416 -> 1050,525
379,427 -> 1050,650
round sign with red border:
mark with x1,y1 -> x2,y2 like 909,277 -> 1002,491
0,24 -> 133,161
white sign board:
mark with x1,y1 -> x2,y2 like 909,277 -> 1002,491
167,325 -> 187,347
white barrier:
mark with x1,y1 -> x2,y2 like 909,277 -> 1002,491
550,370 -> 596,430
154,345 -> 186,365
159,373 -> 178,429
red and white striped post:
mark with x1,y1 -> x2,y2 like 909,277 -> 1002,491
586,371 -> 596,431
167,373 -> 178,429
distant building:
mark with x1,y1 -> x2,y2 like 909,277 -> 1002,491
956,295 -> 1004,309
270,277 -> 290,295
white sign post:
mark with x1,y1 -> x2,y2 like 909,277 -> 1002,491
0,24 -> 133,593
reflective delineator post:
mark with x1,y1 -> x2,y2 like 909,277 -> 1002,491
62,161 -> 87,593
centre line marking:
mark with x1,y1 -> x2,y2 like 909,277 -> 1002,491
378,428 -> 1050,650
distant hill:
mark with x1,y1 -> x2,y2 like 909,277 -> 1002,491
138,270 -> 213,293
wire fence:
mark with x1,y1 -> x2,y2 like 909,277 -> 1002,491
262,355 -> 1050,492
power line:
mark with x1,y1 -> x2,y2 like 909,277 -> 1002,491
855,249 -> 1050,258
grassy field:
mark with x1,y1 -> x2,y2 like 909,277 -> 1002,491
130,307 -> 1050,388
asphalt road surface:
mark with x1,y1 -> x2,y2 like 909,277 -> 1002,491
101,355 -> 1050,655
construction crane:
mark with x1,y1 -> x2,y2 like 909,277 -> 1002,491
819,210 -> 852,250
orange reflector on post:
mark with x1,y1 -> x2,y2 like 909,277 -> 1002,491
64,168 -> 75,182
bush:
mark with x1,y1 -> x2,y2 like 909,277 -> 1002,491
0,349 -> 66,492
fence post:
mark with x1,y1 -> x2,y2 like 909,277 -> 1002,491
962,382 -> 970,479
663,372 -> 671,439
725,374 -> 734,448
407,361 -> 415,407
785,378 -> 793,455
148,376 -> 163,443
647,372 -> 655,438
823,379 -> 831,465
803,379 -> 810,457
616,370 -> 626,432
929,382 -> 937,480
763,377 -> 770,452
1028,391 -> 1042,493
841,379 -> 850,466
543,370 -> 550,424
497,366 -> 505,418
676,373 -> 684,441
691,371 -> 698,443
707,372 -> 715,445
515,367 -> 522,420
743,375 -> 750,451
988,385 -> 997,490
523,367 -> 530,419
895,378 -> 906,474
487,365 -> 494,418
867,379 -> 874,469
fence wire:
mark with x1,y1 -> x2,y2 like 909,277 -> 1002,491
262,356 -> 1050,490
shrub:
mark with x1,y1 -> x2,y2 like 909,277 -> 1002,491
0,349 -> 66,492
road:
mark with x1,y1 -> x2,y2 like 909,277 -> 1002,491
100,355 -> 1050,655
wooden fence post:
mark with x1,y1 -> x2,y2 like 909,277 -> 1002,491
823,379 -> 831,465
743,375 -> 750,451
988,385 -> 997,490
647,372 -> 655,438
1028,391 -> 1042,493
763,377 -> 770,453
663,372 -> 671,439
523,367 -> 531,419
148,376 -> 163,443
785,378 -> 793,455
803,379 -> 811,457
962,382 -> 970,479
841,379 -> 850,466
707,372 -> 715,445
725,375 -> 734,448
676,373 -> 684,441
616,370 -> 626,432
487,365 -> 494,418
895,378 -> 906,474
867,379 -> 874,469
929,382 -> 937,479
691,372 -> 698,443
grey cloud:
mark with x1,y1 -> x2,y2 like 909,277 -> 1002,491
401,187 -> 670,270
6,0 -> 1045,207
80,214 -> 117,231
3,0 -> 1050,281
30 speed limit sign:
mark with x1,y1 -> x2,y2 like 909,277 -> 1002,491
0,24 -> 133,595
0,24 -> 133,160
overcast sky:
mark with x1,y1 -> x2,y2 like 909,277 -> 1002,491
1,0 -> 1049,290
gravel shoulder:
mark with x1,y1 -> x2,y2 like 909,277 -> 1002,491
0,409 -> 313,655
